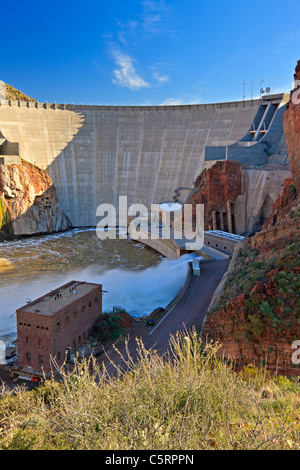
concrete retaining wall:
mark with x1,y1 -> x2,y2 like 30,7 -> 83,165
128,226 -> 181,259
0,156 -> 21,165
0,99 -> 261,227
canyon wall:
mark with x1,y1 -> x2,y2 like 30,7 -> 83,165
0,160 -> 69,240
202,208 -> 300,375
188,160 -> 290,236
0,99 -> 261,227
283,60 -> 300,194
202,62 -> 300,375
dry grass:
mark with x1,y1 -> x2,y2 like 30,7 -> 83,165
0,330 -> 300,450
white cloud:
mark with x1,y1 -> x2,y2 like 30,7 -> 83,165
115,20 -> 139,46
159,96 -> 201,106
153,72 -> 170,83
111,49 -> 151,90
141,0 -> 169,34
159,97 -> 183,106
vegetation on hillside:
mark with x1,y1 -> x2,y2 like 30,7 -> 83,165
208,213 -> 300,345
0,330 -> 300,450
0,197 -> 10,231
92,306 -> 133,343
5,83 -> 35,102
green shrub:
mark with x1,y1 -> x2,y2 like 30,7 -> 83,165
245,314 -> 264,339
259,301 -> 273,316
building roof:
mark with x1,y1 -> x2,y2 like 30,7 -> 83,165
16,281 -> 102,316
204,230 -> 245,242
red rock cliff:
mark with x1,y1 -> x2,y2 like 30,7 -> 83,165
283,59 -> 300,195
0,159 -> 70,240
188,160 -> 242,231
202,62 -> 300,375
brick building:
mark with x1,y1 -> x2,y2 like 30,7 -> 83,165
16,280 -> 103,375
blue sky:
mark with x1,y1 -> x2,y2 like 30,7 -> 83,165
1,0 -> 300,105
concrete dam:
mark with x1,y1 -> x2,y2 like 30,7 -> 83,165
0,96 -> 278,227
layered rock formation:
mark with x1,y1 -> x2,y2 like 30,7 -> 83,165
189,160 -> 290,236
203,209 -> 299,374
0,159 -> 70,241
283,60 -> 300,194
188,161 -> 242,232
202,63 -> 300,375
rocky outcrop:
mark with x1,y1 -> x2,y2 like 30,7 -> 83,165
283,60 -> 300,194
202,61 -> 300,375
0,159 -> 70,241
189,160 -> 290,236
262,177 -> 297,230
202,211 -> 300,374
236,166 -> 291,235
189,160 -> 242,232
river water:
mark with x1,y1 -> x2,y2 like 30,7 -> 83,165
0,228 -> 195,343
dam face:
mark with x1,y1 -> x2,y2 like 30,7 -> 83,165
0,100 -> 261,227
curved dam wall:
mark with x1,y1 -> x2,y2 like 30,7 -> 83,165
128,225 -> 181,259
0,99 -> 261,227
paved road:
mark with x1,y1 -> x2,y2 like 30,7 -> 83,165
102,258 -> 230,372
144,259 -> 230,355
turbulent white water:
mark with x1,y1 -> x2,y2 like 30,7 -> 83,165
0,229 -> 198,342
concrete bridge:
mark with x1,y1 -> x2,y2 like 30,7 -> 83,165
0,97 -> 263,227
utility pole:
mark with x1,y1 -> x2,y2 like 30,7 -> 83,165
260,77 -> 265,98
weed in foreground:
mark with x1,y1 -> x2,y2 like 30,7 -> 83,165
0,330 -> 300,450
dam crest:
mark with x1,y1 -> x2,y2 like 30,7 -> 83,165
0,93 -> 289,228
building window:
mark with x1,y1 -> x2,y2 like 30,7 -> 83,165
89,301 -> 92,308
57,352 -> 61,361
38,338 -> 42,346
38,355 -> 43,365
26,353 -> 31,363
26,336 -> 30,344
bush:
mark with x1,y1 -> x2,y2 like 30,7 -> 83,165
1,330 -> 300,450
259,301 -> 273,316
244,314 -> 264,340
